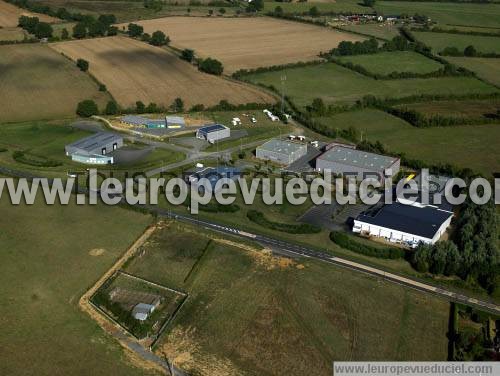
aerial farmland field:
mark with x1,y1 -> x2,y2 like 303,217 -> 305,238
0,0 -> 58,27
0,44 -> 110,124
413,31 -> 500,54
245,62 -> 499,108
263,0 -> 368,14
124,17 -> 365,73
375,1 -> 500,28
0,26 -> 24,41
445,57 -> 500,87
50,36 -> 276,108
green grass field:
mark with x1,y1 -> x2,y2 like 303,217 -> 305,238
245,62 -> 498,108
413,31 -> 500,54
0,121 -> 185,178
0,194 -> 157,375
125,222 -> 450,375
400,98 -> 500,119
339,23 -> 401,40
0,44 -> 110,124
264,0 -> 369,14
375,1 -> 500,28
337,51 -> 444,75
445,56 -> 500,87
315,109 -> 500,176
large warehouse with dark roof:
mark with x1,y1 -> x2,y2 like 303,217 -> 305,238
353,203 -> 453,247
65,132 -> 123,164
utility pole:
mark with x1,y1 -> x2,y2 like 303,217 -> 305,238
280,74 -> 286,114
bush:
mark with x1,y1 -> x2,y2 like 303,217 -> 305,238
104,100 -> 119,115
150,30 -> 169,46
34,22 -> 53,39
76,58 -> 89,72
199,57 -> 224,75
330,231 -> 405,259
128,23 -> 144,37
72,22 -> 87,39
247,210 -> 321,234
76,100 -> 98,117
181,48 -> 195,62
98,84 -> 106,92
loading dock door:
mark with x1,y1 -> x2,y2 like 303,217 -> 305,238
101,148 -> 106,155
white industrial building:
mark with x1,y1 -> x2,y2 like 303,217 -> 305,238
256,139 -> 308,165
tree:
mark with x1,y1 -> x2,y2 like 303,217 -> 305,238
363,0 -> 375,6
136,101 -> 146,113
150,30 -> 169,46
88,21 -> 107,37
76,58 -> 89,72
199,57 -> 224,75
208,9 -> 214,16
107,26 -> 118,36
171,97 -> 184,112
141,33 -> 151,42
219,8 -> 226,15
128,23 -> 144,37
73,22 -> 87,39
34,22 -> 53,39
76,100 -> 98,117
18,16 -> 39,34
309,6 -> 319,17
310,98 -> 326,116
181,48 -> 195,62
104,100 -> 119,115
98,14 -> 116,27
274,6 -> 283,16
61,28 -> 69,40
464,45 -> 477,57
247,0 -> 264,12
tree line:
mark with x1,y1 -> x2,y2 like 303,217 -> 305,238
440,45 -> 500,58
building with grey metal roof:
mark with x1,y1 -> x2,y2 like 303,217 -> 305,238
166,116 -> 186,129
65,132 -> 123,165
316,145 -> 400,182
256,139 -> 308,165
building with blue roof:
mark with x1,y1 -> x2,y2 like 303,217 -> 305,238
196,124 -> 230,143
185,166 -> 241,192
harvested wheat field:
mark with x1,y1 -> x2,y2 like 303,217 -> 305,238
50,36 -> 276,108
0,0 -> 58,27
121,16 -> 365,73
0,44 -> 110,123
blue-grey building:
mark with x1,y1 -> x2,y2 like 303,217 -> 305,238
185,166 -> 241,192
196,124 -> 230,143
65,132 -> 123,165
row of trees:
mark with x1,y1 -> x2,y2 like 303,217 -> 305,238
127,24 -> 170,47
327,35 -> 411,57
18,16 -> 53,39
440,45 -> 500,58
411,199 -> 498,294
72,14 -> 118,39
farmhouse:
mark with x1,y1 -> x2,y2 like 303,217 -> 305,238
316,145 -> 400,183
256,139 -> 308,165
196,124 -> 230,143
353,203 -> 453,247
166,116 -> 186,129
65,132 -> 123,164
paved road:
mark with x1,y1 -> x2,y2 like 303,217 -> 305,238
152,208 -> 500,316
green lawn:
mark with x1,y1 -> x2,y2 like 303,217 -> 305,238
401,98 -> 500,119
125,222 -> 450,375
245,62 -> 498,108
413,31 -> 500,54
337,51 -> 444,75
315,108 -> 500,176
339,23 -> 401,40
445,57 -> 500,87
0,121 -> 185,178
0,194 -> 157,375
264,0 -> 369,14
375,1 -> 500,28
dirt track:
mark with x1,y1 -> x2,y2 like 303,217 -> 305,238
123,16 -> 365,73
0,0 -> 58,27
50,36 -> 276,108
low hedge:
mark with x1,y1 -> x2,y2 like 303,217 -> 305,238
12,151 -> 62,167
247,210 -> 321,234
330,231 -> 405,259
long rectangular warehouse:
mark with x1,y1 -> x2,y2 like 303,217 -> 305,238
316,145 -> 400,182
256,139 -> 307,165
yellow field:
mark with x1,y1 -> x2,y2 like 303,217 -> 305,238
50,36 -> 276,108
0,44 -> 110,123
0,0 -> 58,27
0,26 -> 25,41
122,16 -> 364,73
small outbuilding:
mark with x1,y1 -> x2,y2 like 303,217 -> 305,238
196,124 -> 230,143
166,116 -> 186,129
132,303 -> 156,321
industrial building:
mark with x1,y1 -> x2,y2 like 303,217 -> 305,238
397,174 -> 453,213
65,132 -> 123,164
166,116 -> 186,129
353,203 -> 453,247
316,145 -> 400,182
121,115 -> 166,129
256,139 -> 308,165
196,124 -> 230,143
185,166 -> 241,192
